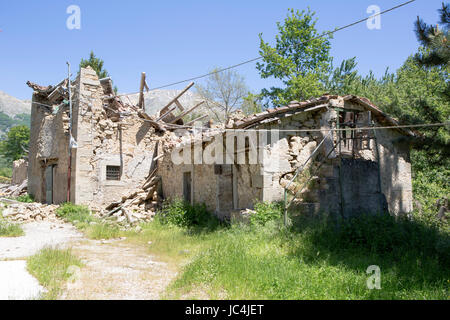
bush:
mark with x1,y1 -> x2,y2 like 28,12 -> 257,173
249,202 -> 283,226
158,199 -> 221,230
16,194 -> 34,203
56,203 -> 93,224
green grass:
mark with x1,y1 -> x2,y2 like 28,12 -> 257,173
86,223 -> 120,240
56,203 -> 121,240
50,201 -> 450,299
56,203 -> 94,225
166,217 -> 449,299
27,247 -> 83,300
0,217 -> 24,237
137,201 -> 450,300
123,219 -> 223,266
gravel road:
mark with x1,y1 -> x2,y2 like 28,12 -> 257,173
0,221 -> 83,260
0,221 -> 83,300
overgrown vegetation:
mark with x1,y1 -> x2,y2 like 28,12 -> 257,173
56,203 -> 120,240
248,201 -> 283,226
27,247 -> 83,300
56,203 -> 94,225
159,202 -> 449,300
86,223 -> 120,240
16,194 -> 34,203
158,199 -> 222,231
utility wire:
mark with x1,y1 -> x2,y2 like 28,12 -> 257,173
117,0 -> 416,96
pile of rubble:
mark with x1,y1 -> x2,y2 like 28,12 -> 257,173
0,179 -> 28,198
1,201 -> 59,223
99,169 -> 162,224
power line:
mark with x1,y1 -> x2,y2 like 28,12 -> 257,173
137,116 -> 448,133
117,0 -> 416,96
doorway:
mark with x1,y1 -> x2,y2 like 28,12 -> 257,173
45,165 -> 56,204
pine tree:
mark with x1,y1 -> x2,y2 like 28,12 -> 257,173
414,2 -> 449,68
80,51 -> 118,92
80,51 -> 110,79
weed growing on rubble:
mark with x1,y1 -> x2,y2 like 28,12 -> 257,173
56,203 -> 93,225
15,194 -> 34,203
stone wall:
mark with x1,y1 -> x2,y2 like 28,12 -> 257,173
158,97 -> 413,219
11,159 -> 28,185
28,67 -> 159,209
157,140 -> 263,218
28,86 -> 71,204
254,98 -> 412,217
72,68 -> 159,210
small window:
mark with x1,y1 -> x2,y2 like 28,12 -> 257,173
214,164 -> 222,175
106,165 -> 121,181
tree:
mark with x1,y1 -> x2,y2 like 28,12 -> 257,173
414,2 -> 449,68
241,93 -> 263,116
257,8 -> 332,107
325,57 -> 360,96
195,68 -> 249,123
80,51 -> 118,92
0,125 -> 30,162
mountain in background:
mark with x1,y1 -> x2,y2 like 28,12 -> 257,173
122,89 -> 220,124
0,87 -> 218,139
0,90 -> 31,138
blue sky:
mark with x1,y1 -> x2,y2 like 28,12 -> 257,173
0,0 -> 445,100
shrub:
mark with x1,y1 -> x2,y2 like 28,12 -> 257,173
16,194 -> 34,203
158,199 -> 221,230
0,167 -> 12,178
56,203 -> 93,224
249,202 -> 283,226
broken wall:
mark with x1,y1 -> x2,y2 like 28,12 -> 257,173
157,139 -> 263,219
28,88 -> 71,204
28,67 -> 159,209
72,67 -> 158,210
11,159 -> 28,185
256,98 -> 412,217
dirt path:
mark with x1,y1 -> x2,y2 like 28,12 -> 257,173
60,239 -> 177,300
0,221 -> 83,260
0,221 -> 83,300
1,221 -> 177,300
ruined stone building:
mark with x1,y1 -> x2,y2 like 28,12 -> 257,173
27,67 -> 414,221
160,95 -> 414,219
